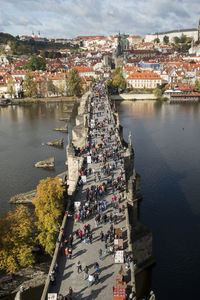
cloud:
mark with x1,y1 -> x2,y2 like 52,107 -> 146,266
0,0 -> 199,38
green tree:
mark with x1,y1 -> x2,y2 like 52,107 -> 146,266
106,78 -> 112,88
7,77 -> 16,98
24,56 -> 46,71
153,85 -> 163,98
180,34 -> 187,44
68,68 -> 83,97
57,81 -> 66,96
174,36 -> 180,44
0,205 -> 35,274
106,68 -> 126,93
112,73 -> 126,89
47,79 -> 57,95
112,68 -> 126,90
163,35 -> 169,44
23,72 -> 37,97
33,177 -> 65,256
113,67 -> 121,77
195,79 -> 200,92
154,37 -> 160,44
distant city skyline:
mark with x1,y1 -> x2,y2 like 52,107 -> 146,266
0,0 -> 200,38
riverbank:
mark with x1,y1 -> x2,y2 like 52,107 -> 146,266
10,96 -> 78,105
111,93 -> 158,101
0,257 -> 50,298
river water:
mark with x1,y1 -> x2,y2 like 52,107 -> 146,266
0,102 -> 78,216
0,101 -> 200,299
117,101 -> 200,300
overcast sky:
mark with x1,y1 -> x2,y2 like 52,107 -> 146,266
0,0 -> 199,38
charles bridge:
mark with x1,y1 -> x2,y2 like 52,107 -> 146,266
40,81 -> 154,300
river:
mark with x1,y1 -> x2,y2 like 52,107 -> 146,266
117,100 -> 200,300
0,101 -> 200,299
0,102 -> 78,216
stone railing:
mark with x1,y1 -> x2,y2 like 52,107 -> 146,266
41,210 -> 69,300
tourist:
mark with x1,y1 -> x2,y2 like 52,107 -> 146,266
94,272 -> 99,284
68,287 -> 73,300
89,233 -> 93,244
100,230 -> 104,241
83,265 -> 89,280
109,245 -> 114,256
104,243 -> 108,254
78,229 -> 83,241
77,261 -> 82,273
68,247 -> 72,259
98,248 -> 103,260
88,274 -> 95,287
50,270 -> 55,285
94,262 -> 99,273
69,234 -> 73,247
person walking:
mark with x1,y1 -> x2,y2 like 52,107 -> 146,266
104,243 -> 108,254
98,248 -> 103,260
100,231 -> 104,242
68,247 -> 72,259
89,233 -> 93,244
94,272 -> 99,284
83,265 -> 89,280
69,234 -> 73,248
88,274 -> 95,287
77,261 -> 82,273
78,229 -> 83,241
68,287 -> 73,300
94,262 -> 99,273
103,199 -> 107,210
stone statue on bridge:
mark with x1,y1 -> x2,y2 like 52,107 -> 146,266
128,131 -> 132,146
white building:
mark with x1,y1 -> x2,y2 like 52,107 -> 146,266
145,29 -> 198,43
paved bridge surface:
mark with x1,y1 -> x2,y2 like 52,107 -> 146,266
49,83 -> 131,299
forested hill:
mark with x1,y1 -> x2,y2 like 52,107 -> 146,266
0,32 -> 17,44
0,32 -> 79,56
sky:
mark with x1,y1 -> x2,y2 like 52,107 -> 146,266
0,0 -> 199,38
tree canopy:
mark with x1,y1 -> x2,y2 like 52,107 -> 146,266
0,205 -> 35,274
195,79 -> 200,92
23,72 -> 37,97
7,77 -> 16,98
107,67 -> 126,93
163,35 -> 169,44
33,177 -> 65,256
68,68 -> 83,97
154,37 -> 160,44
24,56 -> 46,71
153,84 -> 164,98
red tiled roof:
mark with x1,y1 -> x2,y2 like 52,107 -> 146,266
127,71 -> 161,80
74,66 -> 95,72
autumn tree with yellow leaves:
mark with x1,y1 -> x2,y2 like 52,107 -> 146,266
33,177 -> 65,256
0,205 -> 35,274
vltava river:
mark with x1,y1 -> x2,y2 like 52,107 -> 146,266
1,101 -> 200,300
0,102 -> 77,216
117,101 -> 200,300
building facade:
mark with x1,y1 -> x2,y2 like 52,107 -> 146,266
127,71 -> 162,89
145,28 -> 199,43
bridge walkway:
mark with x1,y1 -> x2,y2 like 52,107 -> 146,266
49,86 -> 130,299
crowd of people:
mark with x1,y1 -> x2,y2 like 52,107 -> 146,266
49,81 -> 137,300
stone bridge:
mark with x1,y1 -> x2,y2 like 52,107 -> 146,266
41,82 -> 154,300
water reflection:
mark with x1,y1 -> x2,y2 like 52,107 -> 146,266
117,100 -> 200,300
